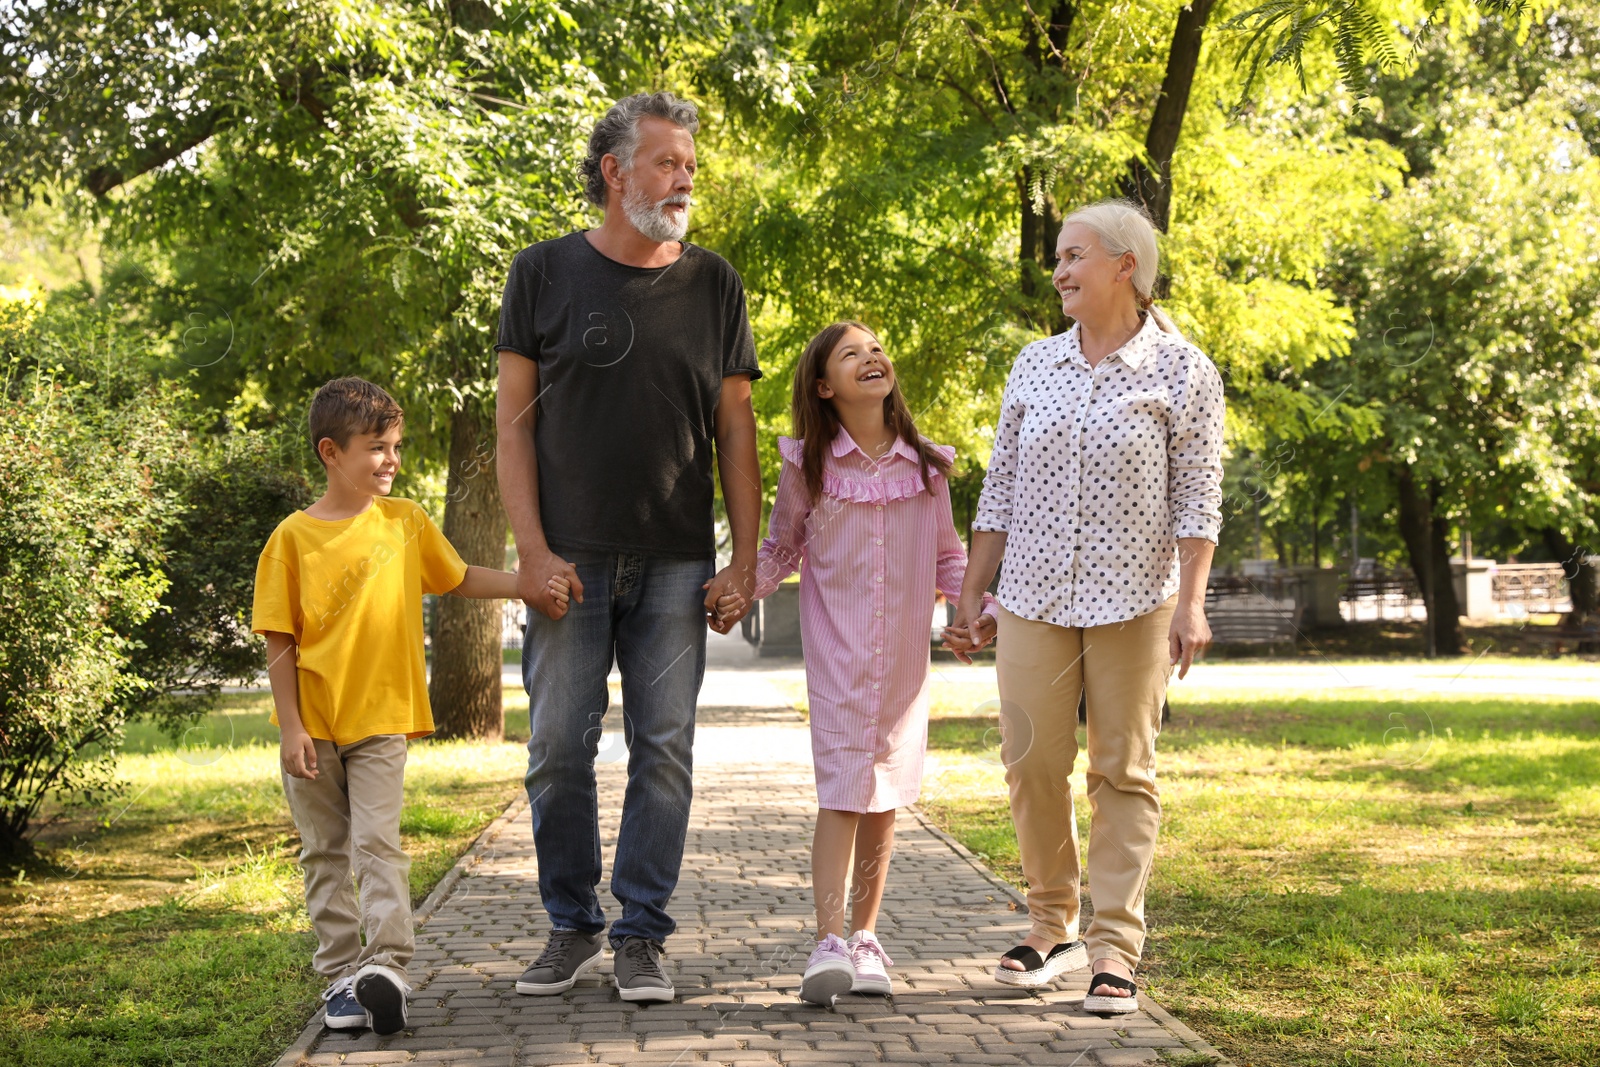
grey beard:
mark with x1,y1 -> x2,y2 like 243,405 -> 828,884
622,186 -> 690,243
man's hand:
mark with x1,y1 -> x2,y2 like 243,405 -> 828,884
281,727 -> 319,780
702,560 -> 755,634
519,547 -> 583,620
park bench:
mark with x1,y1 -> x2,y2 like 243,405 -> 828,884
1205,595 -> 1301,645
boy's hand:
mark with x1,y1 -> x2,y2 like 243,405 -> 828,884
281,728 -> 319,780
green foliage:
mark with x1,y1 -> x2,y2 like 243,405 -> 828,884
126,429 -> 314,734
0,307 -> 178,855
0,290 -> 311,853
1224,0 -> 1541,101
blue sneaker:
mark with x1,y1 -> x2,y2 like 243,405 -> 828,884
322,975 -> 369,1030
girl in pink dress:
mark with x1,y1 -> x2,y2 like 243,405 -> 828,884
749,321 -> 997,1005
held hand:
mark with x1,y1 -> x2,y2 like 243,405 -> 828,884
702,561 -> 755,634
943,600 -> 977,664
518,548 -> 583,620
970,612 -> 997,651
941,624 -> 975,665
941,614 -> 995,665
281,729 -> 319,780
1168,600 -> 1212,680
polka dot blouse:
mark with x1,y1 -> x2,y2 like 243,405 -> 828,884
973,314 -> 1226,628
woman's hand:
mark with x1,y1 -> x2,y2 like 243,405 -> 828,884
1167,600 -> 1212,680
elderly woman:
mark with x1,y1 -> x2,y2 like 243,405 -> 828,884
949,199 -> 1224,1014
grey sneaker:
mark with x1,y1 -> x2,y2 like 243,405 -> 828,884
613,937 -> 674,1003
516,929 -> 605,995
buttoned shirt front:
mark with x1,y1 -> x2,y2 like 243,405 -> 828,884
973,314 -> 1225,629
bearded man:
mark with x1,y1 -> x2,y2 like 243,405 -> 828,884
494,91 -> 762,1003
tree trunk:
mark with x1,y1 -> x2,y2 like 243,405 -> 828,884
1122,0 -> 1216,233
1394,465 -> 1463,657
1016,2 -> 1074,335
430,401 -> 508,740
1541,527 -> 1600,625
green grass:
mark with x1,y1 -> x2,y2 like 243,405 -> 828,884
2,691 -> 529,1067
919,690 -> 1600,1067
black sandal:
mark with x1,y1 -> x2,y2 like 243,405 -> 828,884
1082,970 -> 1139,1014
992,939 -> 1087,987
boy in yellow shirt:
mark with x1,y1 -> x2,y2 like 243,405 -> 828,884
252,377 -> 568,1035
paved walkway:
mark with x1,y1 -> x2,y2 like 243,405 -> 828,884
275,706 -> 1230,1067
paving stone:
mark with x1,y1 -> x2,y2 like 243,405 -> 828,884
272,722 -> 1232,1067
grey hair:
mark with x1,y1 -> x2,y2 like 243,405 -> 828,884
581,92 -> 700,207
1060,198 -> 1181,335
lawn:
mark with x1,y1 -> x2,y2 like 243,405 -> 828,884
0,690 -> 535,1067
917,688 -> 1600,1067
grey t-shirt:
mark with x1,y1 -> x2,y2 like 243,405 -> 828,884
495,232 -> 761,559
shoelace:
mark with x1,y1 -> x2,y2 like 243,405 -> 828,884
323,975 -> 357,1002
621,939 -> 664,976
535,931 -> 585,967
853,937 -> 893,968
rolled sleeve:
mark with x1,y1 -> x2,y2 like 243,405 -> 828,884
1167,355 -> 1226,543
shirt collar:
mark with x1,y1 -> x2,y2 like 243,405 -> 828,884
832,427 -> 919,462
1053,313 -> 1161,371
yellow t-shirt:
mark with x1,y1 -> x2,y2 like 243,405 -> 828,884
251,497 -> 468,744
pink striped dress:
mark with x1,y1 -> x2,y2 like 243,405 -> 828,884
754,431 -> 997,813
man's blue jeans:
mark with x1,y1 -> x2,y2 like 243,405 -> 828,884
521,550 -> 712,946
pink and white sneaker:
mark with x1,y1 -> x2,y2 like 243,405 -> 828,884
847,930 -> 893,996
799,933 -> 855,1005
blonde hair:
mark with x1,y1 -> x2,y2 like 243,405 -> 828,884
1059,199 -> 1181,336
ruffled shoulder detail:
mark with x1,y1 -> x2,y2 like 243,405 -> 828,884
778,435 -> 954,504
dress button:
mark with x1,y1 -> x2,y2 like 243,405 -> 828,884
874,648 -> 882,655
875,575 -> 883,583
875,505 -> 883,511
872,682 -> 880,690
875,538 -> 884,545
875,610 -> 883,617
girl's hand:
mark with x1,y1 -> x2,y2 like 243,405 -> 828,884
941,624 -> 976,665
713,591 -> 746,626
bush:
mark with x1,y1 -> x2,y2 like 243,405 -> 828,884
0,293 -> 311,856
0,366 -> 179,856
127,430 -> 312,732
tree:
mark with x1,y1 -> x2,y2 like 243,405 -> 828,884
1291,3 -> 1600,653
1,0 -> 803,737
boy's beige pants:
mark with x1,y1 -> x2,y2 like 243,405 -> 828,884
995,598 -> 1177,972
282,733 -> 412,982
